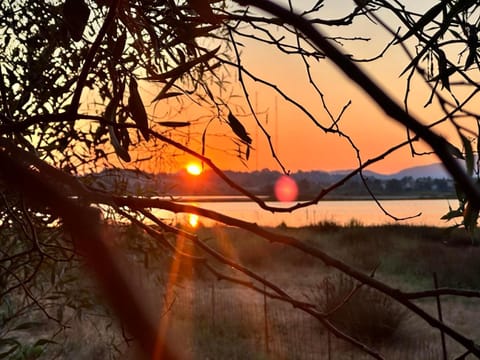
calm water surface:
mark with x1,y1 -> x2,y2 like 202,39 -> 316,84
156,199 -> 460,228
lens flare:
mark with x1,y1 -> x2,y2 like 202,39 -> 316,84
274,175 -> 298,202
188,214 -> 199,228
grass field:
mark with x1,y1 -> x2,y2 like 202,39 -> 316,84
24,223 -> 480,359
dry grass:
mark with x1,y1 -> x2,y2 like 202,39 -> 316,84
28,224 -> 480,359
309,272 -> 408,345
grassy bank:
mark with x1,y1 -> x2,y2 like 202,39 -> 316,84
195,222 -> 480,289
13,223 -> 480,359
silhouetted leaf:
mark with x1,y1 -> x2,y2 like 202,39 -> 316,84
158,121 -> 191,127
13,321 -> 44,331
464,201 -> 478,234
112,31 -> 127,60
437,49 -> 454,90
477,120 -> 480,163
445,141 -> 464,160
160,92 -> 183,99
464,25 -> 478,70
454,181 -> 466,203
105,92 -> 131,162
108,126 -> 130,162
0,338 -> 20,359
128,77 -> 149,141
34,339 -> 57,347
441,208 -> 463,220
428,66 -> 456,90
63,0 -> 90,42
246,143 -> 250,160
151,89 -> 183,103
397,2 -> 445,43
188,0 -> 219,24
145,46 -> 220,82
461,134 -> 474,176
227,112 -> 252,145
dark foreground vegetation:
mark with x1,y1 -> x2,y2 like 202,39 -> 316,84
3,223 -> 480,359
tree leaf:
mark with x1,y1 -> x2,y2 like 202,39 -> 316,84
112,31 -> 127,60
454,181 -> 466,204
109,126 -> 131,162
427,66 -> 456,90
464,25 -> 478,70
441,208 -> 463,220
159,92 -> 183,100
13,321 -> 44,331
461,134 -> 474,176
445,141 -> 464,160
145,46 -> 220,82
397,2 -> 445,43
150,77 -> 176,103
188,0 -> 219,24
63,0 -> 90,42
0,338 -> 20,359
477,119 -> 480,166
158,121 -> 191,128
437,49 -> 454,90
463,201 -> 479,235
227,112 -> 252,145
128,77 -> 149,141
33,339 -> 57,347
0,347 -> 17,360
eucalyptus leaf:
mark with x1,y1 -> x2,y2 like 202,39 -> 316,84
397,2 -> 445,42
62,0 -> 90,42
145,46 -> 220,82
13,321 -> 44,331
441,208 -> 463,220
33,339 -> 57,347
463,201 -> 479,235
188,0 -> 219,24
158,121 -> 191,128
128,77 -> 149,141
227,112 -> 252,145
108,125 -> 131,162
445,141 -> 464,160
461,134 -> 474,176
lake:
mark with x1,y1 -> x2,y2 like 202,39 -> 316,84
155,198 -> 461,228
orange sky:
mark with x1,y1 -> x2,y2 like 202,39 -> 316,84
137,1 -> 469,175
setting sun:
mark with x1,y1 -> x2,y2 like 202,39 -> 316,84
186,162 -> 203,176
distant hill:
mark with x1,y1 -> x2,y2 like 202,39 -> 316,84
81,162 -> 455,198
333,163 -> 451,180
389,163 -> 451,179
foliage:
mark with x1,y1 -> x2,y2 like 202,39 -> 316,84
3,0 -> 480,359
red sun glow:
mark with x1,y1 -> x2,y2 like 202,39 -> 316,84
186,162 -> 202,176
274,175 -> 298,202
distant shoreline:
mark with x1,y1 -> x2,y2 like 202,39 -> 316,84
170,194 -> 457,203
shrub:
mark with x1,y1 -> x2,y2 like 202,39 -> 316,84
311,273 -> 407,345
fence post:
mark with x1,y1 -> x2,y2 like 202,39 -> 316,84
325,278 -> 331,360
211,281 -> 216,329
264,282 -> 270,355
433,272 -> 447,360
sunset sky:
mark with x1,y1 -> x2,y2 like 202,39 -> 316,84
139,1 -> 466,175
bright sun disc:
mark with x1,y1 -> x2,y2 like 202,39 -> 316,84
186,163 -> 202,176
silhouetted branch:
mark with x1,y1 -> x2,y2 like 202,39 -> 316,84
236,0 -> 480,209
111,194 -> 480,356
